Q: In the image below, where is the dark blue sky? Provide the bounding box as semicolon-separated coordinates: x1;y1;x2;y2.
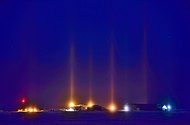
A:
0;0;190;110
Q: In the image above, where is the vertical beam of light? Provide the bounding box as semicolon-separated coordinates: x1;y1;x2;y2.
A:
142;5;149;103
142;25;148;103
68;43;75;107
87;47;94;107
108;42;117;112
110;42;115;104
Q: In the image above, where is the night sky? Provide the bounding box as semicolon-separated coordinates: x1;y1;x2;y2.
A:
0;0;190;110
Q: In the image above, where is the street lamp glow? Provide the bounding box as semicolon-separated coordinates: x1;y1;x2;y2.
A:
162;104;172;112
124;104;130;112
108;103;117;112
167;104;172;111
87;101;94;108
162;105;167;111
68;101;75;108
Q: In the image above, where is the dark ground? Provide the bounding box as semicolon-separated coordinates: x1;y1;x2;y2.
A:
0;111;190;125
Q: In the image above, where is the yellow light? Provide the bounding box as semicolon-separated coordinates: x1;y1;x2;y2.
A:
68;101;75;108
87;101;94;108
28;107;34;112
33;108;37;112
17;109;23;112
17;106;42;113
108;103;117;112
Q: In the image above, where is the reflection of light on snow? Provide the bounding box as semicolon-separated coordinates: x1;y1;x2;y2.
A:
124;104;130;112
66;108;75;112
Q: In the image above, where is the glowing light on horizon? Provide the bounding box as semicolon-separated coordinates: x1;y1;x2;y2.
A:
17;106;42;113
162;105;167;111
66;108;75;112
124;104;130;112
162;104;172;112
68;101;75;108
87;100;94;108
108;103;117;112
167;105;172;111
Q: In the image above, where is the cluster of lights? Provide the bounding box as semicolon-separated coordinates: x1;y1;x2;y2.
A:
17;106;42;113
16;97;174;113
68;101;94;108
162;104;172;112
66;101;118;112
66;101;94;112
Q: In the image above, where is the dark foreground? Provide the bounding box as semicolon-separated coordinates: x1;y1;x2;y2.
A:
0;111;190;125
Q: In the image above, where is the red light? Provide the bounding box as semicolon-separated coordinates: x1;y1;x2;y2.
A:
21;98;26;104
